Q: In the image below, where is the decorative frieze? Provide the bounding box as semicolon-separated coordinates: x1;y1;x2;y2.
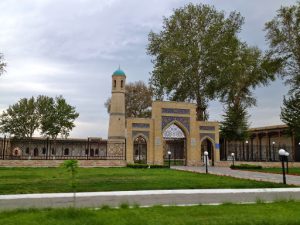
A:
162;108;190;115
132;123;150;129
199;126;215;131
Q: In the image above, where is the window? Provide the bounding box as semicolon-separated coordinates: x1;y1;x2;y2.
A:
95;149;99;155
121;80;123;88
51;148;55;155
114;80;116;88
90;149;94;156
34;148;38;156
42;147;46;155
64;148;69;156
85;149;89;155
25;147;30;154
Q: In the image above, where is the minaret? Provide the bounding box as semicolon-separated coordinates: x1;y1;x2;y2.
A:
107;67;126;158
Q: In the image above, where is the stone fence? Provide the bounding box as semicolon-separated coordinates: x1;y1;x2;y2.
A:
215;160;300;168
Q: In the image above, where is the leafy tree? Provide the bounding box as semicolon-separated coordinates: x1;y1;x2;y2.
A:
281;92;300;139
265;3;300;94
0;53;6;77
61;160;79;206
38;96;79;139
105;81;152;118
0;97;39;138
147;3;244;120
219;42;281;109
0;96;79;140
219;42;281;141
221;105;249;141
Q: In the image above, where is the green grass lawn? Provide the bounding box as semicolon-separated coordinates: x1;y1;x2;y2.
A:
238;167;300;176
0;167;288;194
0;201;299;225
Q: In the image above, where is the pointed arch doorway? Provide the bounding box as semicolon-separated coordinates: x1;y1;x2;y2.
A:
133;136;147;164
163;123;187;166
201;138;215;166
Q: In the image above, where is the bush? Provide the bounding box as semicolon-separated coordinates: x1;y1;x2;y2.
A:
127;164;169;169
230;164;263;170
149;164;169;169
127;164;148;169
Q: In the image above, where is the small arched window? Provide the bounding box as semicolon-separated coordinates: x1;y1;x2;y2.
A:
121;80;123;88
64;148;69;156
114;80;116;88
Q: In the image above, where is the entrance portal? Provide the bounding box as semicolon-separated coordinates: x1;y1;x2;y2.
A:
163;124;186;165
133;136;147;164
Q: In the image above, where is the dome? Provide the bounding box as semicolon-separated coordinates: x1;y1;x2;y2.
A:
112;68;126;76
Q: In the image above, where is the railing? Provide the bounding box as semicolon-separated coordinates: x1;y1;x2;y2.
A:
221;143;294;162
0;137;126;160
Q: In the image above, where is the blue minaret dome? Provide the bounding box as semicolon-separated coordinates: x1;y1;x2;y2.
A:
112;66;126;76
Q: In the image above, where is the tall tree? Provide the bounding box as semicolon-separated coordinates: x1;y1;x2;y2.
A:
105;81;153;118
0;96;79;140
38;96;79;139
281;92;300;138
0;97;39;138
265;3;300;94
219;42;281;141
221;105;249;141
147;3;244;120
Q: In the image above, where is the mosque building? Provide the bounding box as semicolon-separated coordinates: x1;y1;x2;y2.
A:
0;68;299;166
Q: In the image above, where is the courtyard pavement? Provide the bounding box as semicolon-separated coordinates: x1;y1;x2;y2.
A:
173;166;300;186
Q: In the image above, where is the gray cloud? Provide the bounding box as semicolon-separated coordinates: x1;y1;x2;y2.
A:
0;0;297;138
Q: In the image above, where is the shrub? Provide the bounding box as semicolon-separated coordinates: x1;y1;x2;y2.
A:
149;164;169;169
230;164;262;170
127;163;148;169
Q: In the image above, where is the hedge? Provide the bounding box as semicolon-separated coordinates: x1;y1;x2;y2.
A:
230;164;263;170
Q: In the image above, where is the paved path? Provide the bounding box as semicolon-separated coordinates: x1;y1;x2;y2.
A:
173;166;300;186
1;188;300;210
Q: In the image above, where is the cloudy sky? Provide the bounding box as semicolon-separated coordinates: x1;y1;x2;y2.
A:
0;0;297;138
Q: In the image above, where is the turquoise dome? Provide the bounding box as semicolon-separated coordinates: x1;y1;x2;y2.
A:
112;68;126;76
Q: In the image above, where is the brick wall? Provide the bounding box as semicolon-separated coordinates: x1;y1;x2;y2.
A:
0;160;127;167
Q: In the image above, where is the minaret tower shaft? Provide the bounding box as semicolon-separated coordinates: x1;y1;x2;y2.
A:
107;68;126;157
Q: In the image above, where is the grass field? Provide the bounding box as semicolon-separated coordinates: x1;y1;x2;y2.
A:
0;201;299;225
0;167;287;194
243;167;300;176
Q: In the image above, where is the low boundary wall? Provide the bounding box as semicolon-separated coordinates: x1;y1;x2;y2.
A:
216;161;300;168
0;160;127;167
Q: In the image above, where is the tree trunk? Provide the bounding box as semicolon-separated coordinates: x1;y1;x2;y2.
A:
196;102;207;121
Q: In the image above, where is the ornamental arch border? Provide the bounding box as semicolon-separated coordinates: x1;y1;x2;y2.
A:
162;120;189;139
199;136;216;166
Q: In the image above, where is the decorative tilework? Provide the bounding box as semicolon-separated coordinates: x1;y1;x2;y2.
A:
200;133;215;142
132;123;150;129
162;108;190;115
199;126;215;131
162;116;190;133
132;131;149;139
